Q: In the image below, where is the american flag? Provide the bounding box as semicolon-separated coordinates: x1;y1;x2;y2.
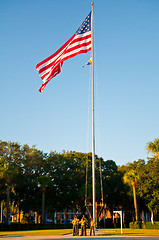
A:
36;12;92;92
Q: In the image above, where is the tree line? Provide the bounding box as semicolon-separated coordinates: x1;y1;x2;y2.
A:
0;139;159;224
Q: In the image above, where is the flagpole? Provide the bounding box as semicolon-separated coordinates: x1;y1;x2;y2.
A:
91;2;96;225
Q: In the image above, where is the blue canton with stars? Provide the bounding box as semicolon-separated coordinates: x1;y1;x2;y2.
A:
76;11;91;35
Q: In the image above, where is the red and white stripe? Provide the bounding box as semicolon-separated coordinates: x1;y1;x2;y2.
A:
36;31;91;92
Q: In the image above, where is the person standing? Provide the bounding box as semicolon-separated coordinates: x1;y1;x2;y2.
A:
80;217;86;236
72;216;77;236
90;218;95;236
83;215;87;236
76;216;79;236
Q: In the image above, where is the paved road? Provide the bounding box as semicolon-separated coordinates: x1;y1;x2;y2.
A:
0;234;159;240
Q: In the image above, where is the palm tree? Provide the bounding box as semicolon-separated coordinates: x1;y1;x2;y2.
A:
123;169;139;221
38;176;51;223
147;138;159;159
0;141;21;224
0;161;18;224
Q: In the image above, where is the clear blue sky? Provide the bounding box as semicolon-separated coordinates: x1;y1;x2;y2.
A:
1;0;159;166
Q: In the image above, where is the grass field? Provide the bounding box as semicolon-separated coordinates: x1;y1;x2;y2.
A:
100;228;159;236
0;228;159;237
0;229;72;236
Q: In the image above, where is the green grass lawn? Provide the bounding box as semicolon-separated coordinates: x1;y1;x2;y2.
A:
99;228;159;236
0;229;72;236
0;228;159;237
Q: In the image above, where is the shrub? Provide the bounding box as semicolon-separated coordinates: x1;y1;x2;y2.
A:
135;221;142;229
154;221;159;229
144;222;154;229
129;221;159;229
129;222;135;229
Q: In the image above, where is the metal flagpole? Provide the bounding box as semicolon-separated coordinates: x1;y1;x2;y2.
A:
91;2;96;225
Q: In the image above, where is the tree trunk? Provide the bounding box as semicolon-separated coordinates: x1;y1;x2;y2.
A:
99;158;104;204
41;186;46;223
132;181;138;221
151;211;154;224
6;184;10;224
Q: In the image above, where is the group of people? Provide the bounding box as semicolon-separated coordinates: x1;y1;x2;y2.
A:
72;215;95;236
